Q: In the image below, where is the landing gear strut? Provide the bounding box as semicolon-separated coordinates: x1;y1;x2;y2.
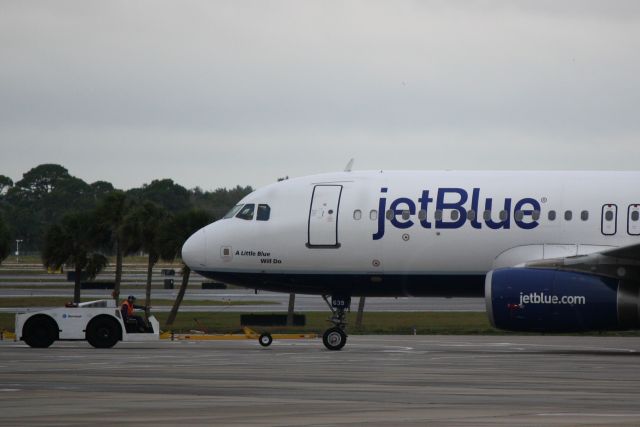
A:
322;295;351;351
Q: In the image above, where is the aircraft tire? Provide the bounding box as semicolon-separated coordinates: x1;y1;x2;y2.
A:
23;315;58;348
322;327;347;351
258;332;273;347
86;316;121;349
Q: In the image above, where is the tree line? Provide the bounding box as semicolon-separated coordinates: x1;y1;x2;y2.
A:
0;164;253;325
0;164;252;253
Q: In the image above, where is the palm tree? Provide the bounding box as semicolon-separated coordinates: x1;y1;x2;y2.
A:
122;201;167;319
42;211;108;303
158;209;211;327
95;191;134;303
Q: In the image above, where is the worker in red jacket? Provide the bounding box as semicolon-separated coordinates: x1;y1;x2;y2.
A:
121;295;147;332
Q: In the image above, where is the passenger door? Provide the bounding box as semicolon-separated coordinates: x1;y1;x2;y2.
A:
307;185;342;248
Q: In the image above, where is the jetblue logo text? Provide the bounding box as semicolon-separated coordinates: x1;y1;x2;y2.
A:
519;292;586;305
373;187;541;240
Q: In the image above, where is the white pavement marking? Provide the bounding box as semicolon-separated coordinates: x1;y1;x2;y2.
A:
537;413;640;417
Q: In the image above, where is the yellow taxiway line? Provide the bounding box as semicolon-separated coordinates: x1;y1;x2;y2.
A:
160;327;317;342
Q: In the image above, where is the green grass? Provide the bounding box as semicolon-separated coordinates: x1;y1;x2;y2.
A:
158;312;640;336
3;310;640;336
1;311;495;334
156;311;499;335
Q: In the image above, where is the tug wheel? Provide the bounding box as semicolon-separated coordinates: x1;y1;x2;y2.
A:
86;316;121;348
23;315;58;348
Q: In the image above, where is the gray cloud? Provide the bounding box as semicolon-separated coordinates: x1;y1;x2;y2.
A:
1;1;639;189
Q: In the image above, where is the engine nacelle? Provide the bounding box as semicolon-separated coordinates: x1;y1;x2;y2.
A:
485;268;640;332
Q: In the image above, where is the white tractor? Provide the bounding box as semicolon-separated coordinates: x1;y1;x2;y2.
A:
15;300;160;348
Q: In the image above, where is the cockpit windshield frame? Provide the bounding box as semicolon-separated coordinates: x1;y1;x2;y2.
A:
223;204;244;219
236;204;255;220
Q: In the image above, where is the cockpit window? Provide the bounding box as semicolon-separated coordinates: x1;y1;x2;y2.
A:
257;204;271;221
236;204;255;220
223;204;243;219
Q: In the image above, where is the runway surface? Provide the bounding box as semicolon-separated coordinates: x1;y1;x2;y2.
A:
0;287;486;313
1;335;640;425
0;267;486;313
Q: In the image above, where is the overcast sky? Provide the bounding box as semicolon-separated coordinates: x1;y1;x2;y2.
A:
1;1;639;191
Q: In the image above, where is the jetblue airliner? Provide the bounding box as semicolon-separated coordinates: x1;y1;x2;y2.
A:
182;170;640;350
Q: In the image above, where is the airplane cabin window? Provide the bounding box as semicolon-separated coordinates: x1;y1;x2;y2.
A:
370;210;378;221
236;204;255;220
224;204;243;219
605;210;614;221
564;210;572;221
532;210;541;221
632;211;640;222
257;204;271;221
581;210;589;221
401;210;410;220
499;210;508;221
548;210;556;221
354;209;362;220
418;209;427;221
467;210;476;221
450;210;459;221
514;210;524;221
386;210;393;220
483;210;491;221
434;210;443;221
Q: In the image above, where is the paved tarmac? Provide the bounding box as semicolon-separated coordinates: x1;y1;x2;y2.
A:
0;267;486;313
0;267;487;313
0;288;486;313
1;335;640;426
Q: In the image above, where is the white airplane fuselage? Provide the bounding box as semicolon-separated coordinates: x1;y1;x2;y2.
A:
182;170;640;298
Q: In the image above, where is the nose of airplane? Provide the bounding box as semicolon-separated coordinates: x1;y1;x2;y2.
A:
182;228;207;268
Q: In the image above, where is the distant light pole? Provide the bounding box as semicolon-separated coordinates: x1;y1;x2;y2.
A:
15;239;23;263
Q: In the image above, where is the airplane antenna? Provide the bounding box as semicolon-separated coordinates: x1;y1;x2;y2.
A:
344;158;355;172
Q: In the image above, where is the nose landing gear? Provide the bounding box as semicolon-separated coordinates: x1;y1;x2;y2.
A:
322;295;351;351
